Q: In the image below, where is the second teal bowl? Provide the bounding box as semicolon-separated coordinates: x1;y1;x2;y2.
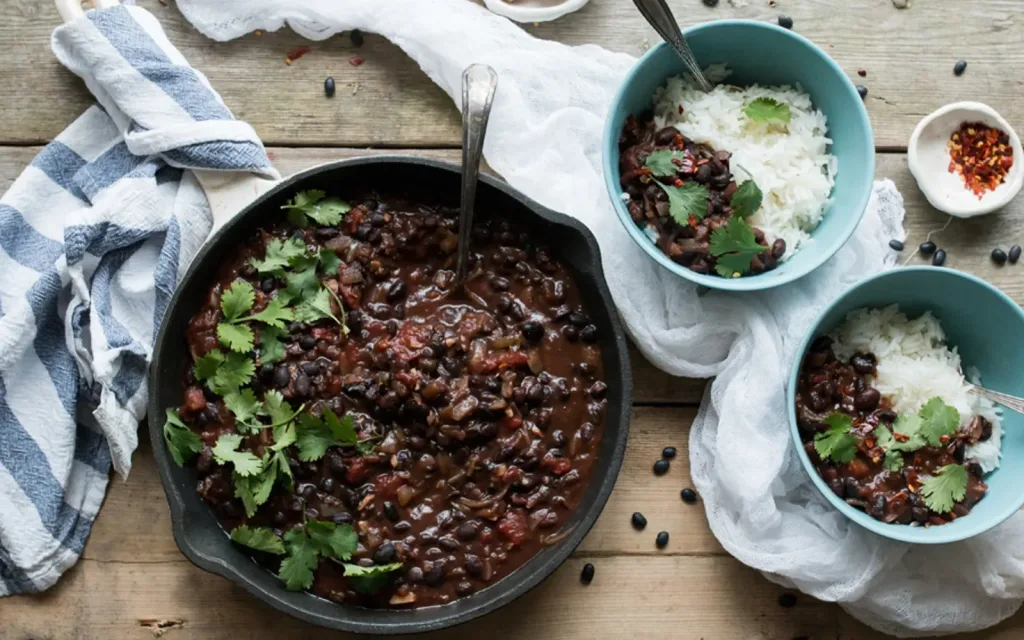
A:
602;20;875;291
788;267;1024;544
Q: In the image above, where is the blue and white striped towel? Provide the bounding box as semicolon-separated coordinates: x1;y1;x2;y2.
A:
0;5;275;595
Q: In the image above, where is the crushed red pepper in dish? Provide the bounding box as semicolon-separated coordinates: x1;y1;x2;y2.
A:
947;121;1014;199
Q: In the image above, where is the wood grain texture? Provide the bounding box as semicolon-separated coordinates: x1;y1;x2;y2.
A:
4;0;1023;147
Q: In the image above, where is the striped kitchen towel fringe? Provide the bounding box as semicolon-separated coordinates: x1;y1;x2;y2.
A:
0;4;275;595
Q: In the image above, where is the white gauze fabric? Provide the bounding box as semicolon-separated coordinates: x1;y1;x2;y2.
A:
175;0;1024;635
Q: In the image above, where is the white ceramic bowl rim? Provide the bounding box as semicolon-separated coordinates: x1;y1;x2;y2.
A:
907;101;1024;218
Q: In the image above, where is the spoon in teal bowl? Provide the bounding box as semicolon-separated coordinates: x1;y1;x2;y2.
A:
632;0;714;92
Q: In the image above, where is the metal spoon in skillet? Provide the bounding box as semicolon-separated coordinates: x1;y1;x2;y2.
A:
455;64;499;288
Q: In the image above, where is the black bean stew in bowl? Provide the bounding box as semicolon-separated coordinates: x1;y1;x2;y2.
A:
148;157;631;634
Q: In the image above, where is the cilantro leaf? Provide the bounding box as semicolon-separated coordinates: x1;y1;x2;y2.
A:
217;322;255;353
655;180;709;225
271;449;294;490
281;190;351;228
193;349;224;382
212;433;265;477
318;248;342;276
295;409;359;461
162;408;203;467
920;464;969;513
883;449;904;472
813;413;858;464
230;525;285;555
324;406;358;444
208;352;255;396
644;149;687;177
249;237;308;274
220;280;255;322
294;288;341;325
241;298;294;329
918;397;960;447
744;97;792;124
709;217;766;278
223;388;265;433
356;438;379;456
264;390;296;427
258;325;288;365
279;528;319;591
234;467;275;518
341;562;404;594
278;257;320;306
307;521;358;561
730;180;762;218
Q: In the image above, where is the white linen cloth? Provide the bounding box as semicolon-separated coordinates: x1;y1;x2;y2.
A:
0;5;273;595
174;0;1024;635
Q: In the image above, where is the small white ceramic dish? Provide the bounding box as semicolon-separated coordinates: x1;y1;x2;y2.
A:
908;101;1023;218
482;0;590;23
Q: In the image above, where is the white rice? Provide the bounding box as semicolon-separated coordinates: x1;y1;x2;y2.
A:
652;65;837;258
828;305;1003;472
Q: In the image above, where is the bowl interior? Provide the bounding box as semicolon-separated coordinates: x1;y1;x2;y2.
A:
788;267;1024;544
149;157;631;633
603;20;875;291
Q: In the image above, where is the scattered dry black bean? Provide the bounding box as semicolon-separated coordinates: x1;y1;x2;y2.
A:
702;0;719;6
932;248;947;266
349;29;364;47
888;239;904;251
919;241;937;255
1010;244;1022;264
680;488;698;504
954;60;968;76
779;593;798;608
662;446;677;459
655;531;669;548
856;85;868;99
992;248;1008;265
631;512;648;530
580;562;595;584
324;76;335;98
653;459;670;476
778;15;793;29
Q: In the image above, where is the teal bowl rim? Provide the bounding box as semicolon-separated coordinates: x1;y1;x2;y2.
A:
601;19;875;292
786;267;1024;544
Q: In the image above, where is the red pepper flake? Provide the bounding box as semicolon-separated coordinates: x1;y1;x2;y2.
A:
939;434;950;444
671;157;684;167
677;104;684;115
687;214;698;228
893;432;910;443
349;55;366;67
948;121;1014;198
857;69;867;77
673;178;684;187
285;46;311;65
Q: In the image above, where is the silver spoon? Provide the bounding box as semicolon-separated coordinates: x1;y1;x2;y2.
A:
455;64;499;288
966;383;1024;415
632;0;714;93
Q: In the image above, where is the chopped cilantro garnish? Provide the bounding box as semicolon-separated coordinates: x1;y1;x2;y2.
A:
242;298;294;330
193;349;224;382
249;237;307;274
744;97;791;124
162;408;203;467
211;433;265;477
294;287;342;326
813;413;858;464
341;562;404;594
318;248;342;276
217;280;256;352
709;217;766;277
644;149;687;177
307;520;358;560
296;407;360;461
230;525;286;555
920;464;968;513
279;528;320;591
882;448;904;472
729;179;763;218
278;256;320;306
918;397;960;446
281;190;351;228
655;180;709;225
258;325;288;365
223;388;266;433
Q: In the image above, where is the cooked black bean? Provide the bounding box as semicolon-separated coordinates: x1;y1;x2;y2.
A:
521;321;543;342
273;365;290;388
992;248;1008;265
655;531;669;548
294;374;312;398
300;334;317;350
850;353;876;374
580;324;598;343
261;277;276;292
580;562;595;584
888;239;904;251
680;488;697;504
387;279;407;301
653;459;670;476
932;249;947;266
854;388;881;411
954;59;967;76
631;512;648;530
919;241;937;255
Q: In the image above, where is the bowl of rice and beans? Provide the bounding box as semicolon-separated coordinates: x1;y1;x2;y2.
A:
789;268;1024;544
603;20;874;291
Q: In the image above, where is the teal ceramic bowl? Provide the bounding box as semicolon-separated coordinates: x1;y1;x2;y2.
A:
602;20;874;291
788;267;1024;544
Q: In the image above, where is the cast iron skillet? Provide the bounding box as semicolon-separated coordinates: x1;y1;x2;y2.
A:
147;156;632;634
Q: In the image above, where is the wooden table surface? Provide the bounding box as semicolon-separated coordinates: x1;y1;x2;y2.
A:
4;1;1024;638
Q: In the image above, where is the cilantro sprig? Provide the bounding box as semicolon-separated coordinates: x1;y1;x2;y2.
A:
644;149;688;177
709;217;766;278
193;349;255;396
212;433;265;477
744;97;791;124
813;413;859;464
729;180;763;219
249;237;308;274
871;397;962;473
920;464;968;514
282;190;351;228
655;181;709;225
230;525;286;555
296;406;361;461
217;280;295;353
162;408;203;467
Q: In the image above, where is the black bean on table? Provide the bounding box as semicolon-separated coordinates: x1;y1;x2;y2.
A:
662;446;677;459
932;248;947;266
919;241;937;255
580;562;596;584
680;488;698;504
954;59;968;76
1010;244;1022;264
177;196;608;609
631;512;648;530
888;239;904;251
778;15;794;29
653;459;670;476
856;85;868;99
324;76;336;98
655;531;669;548
778;593;798;608
992;248;1008;265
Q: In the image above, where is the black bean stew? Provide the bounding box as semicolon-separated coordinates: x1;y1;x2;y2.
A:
618;114;784;276
171;193;607;608
796;337;989;526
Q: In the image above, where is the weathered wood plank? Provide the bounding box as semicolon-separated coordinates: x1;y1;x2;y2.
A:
4;0;1023;148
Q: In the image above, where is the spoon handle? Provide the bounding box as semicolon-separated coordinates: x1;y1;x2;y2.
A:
967;383;1024;416
456;64;499;286
632;0;713;93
